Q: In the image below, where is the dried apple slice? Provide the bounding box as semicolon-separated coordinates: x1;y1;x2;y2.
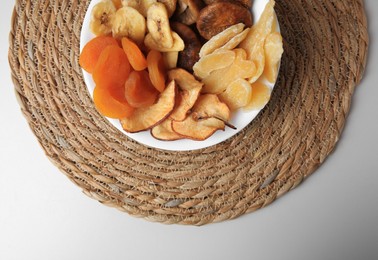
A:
120;80;176;132
151;118;183;140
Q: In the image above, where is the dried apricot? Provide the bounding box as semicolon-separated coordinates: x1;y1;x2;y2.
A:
124;70;159;108
93;84;134;119
121;37;148;71
79;36;119;73
147;50;166;92
93;45;131;88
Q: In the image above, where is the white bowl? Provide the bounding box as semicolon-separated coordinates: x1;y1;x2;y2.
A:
80;0;280;151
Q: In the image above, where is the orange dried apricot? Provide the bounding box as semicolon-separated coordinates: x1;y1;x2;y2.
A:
147;50;166;92
125;70;159;108
93;45;131;88
121;37;148;71
93;84;134;119
79;36;119;73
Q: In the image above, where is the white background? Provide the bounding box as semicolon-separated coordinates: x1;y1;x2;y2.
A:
1;1;377;260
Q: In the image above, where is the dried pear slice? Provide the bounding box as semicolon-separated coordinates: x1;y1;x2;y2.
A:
151;118;183;140
172;116;225;141
120;80;176;133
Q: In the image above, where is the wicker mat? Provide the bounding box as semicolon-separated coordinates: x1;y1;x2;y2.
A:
9;0;368;225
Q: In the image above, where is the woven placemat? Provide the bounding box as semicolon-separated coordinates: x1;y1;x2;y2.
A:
9;0;368;225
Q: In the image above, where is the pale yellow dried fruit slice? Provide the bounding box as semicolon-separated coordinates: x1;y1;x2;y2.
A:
144;32;185;52
202;48;256;94
199;23;245;58
112;6;146;44
120;80;176;133
151;118;183;140
219;78;252;111
214;28;250;53
244;81;271;111
90;0;117;36
122;0;157;17
240;0;275;83
147;2;174;48
162;51;179;69
193;50;235;79
263;32;283;83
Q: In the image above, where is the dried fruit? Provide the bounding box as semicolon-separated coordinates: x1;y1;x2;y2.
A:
202;48;256;94
79;36;119;73
147;49;166;92
120;80;176;132
214;28;250;53
151;118;183;140
162;51;179;69
240;0;275;83
93;84;134;119
199;23;245;58
90;0;117;36
121;37;148;71
196;2;252;40
170;22;201;72
144;32;185;52
191;94;230;122
121;0;157;17
219;78;252;110
112;6;146;44
147;2;174;48
173;0;204;25
124;70;159;108
92;45;131;88
263;32;283;83
244;81;271;110
193;50;235;79
203;0;252;9
172;116;224;140
158;0;178;17
112;0;123;9
171;94;230;140
168;68;202;121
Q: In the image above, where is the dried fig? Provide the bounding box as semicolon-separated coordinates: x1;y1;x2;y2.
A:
197;2;253;40
203;0;253;9
173;0;204;25
171;22;202;72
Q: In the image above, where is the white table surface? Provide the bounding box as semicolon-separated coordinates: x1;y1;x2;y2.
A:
1;1;377;260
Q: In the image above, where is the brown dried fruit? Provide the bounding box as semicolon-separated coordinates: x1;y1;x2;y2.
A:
196;2;253;40
170;22;202;72
173;0;204;25
203;0;253;9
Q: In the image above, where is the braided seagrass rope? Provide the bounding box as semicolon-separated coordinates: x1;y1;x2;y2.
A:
9;0;368;225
